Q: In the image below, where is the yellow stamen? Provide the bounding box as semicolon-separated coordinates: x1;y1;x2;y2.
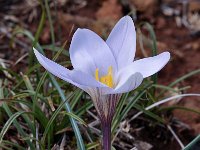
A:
95;66;114;88
95;68;99;81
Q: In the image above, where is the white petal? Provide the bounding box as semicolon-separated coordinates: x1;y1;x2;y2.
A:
103;73;143;94
106;16;136;69
69;29;117;76
33;48;106;88
120;52;170;78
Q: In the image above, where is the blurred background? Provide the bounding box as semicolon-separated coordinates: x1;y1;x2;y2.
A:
0;0;200;149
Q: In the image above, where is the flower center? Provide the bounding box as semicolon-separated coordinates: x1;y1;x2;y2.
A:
95;66;114;88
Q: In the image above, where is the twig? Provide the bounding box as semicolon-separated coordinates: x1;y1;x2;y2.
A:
60;134;66;150
14;53;28;66
167;125;184;149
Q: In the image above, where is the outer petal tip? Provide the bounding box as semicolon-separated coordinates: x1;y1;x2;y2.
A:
162;51;170;56
164;51;171;60
33;48;42;61
33;47;43;60
106;15;136;69
160;51;171;64
121;15;133;22
33;47;38;54
76;28;83;32
135;51;171;78
75;28;90;34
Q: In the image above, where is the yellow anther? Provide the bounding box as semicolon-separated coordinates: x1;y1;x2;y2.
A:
95;68;99;81
95;66;114;88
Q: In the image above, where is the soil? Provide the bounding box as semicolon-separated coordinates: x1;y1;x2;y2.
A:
0;0;200;149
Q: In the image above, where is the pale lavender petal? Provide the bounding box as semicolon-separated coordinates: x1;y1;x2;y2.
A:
33;48;107;88
106;16;136;70
102;73;143;95
107;52;170;94
119;52;170;79
69;29;117;77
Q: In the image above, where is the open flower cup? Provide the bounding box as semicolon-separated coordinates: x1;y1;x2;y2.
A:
34;16;170;150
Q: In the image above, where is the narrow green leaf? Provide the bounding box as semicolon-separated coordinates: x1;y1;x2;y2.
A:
0;140;26;150
50;75;86;149
12;29;85;149
44;0;55;46
0;111;25;143
160;106;200;115
85;142;99;150
112;83;152;133
184;135;200;150
61;112;87;126
133;103;164;123
158;69;200;97
0;80;35;149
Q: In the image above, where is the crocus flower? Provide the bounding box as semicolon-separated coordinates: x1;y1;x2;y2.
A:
34;16;170;150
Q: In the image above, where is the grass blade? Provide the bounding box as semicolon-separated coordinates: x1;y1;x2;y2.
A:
49;75;86;149
0;111;25;143
12;29;85;149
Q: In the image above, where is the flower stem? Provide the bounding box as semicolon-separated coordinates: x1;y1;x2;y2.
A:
102;122;111;150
